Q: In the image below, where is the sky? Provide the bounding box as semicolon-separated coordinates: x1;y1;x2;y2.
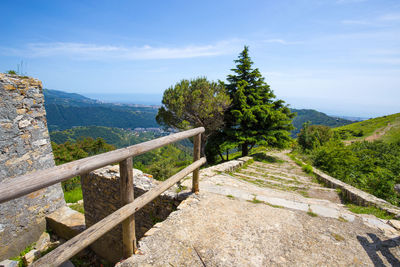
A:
1;0;399;117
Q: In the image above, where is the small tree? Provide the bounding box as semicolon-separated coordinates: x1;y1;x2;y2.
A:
224;46;295;156
156;77;231;156
298;122;333;151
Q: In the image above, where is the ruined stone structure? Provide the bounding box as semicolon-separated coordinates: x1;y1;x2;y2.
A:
0;74;65;260
81;165;184;263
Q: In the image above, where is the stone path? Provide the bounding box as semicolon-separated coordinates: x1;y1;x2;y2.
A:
118;151;400;267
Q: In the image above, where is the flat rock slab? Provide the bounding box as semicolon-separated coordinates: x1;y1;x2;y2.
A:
46;206;85;240
118;193;400;267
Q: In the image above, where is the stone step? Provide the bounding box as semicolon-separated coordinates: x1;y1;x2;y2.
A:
239;169;313;186
200;182;355;221
238;170;307;186
233;172;333;193
248;164;311;182
232;172;311;191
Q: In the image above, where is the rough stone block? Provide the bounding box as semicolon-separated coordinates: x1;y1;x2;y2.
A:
22;249;40;266
34;232;51;252
46;206;85;240
0;73;65;259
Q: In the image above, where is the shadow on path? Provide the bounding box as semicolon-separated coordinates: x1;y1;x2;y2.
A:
357;233;400;266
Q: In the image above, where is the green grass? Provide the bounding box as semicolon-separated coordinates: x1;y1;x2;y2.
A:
175;185;187;193
226;194;235;199
265;202;284;209
64;187;83;203
251;153;285;164
70;203;85;213
307;208;318;217
289;154;305;167
345;204;394;220
298;190;310;198
10;242;36;267
302;164;313;174
335;112;400;143
247;195;264;204
338;216;348;222
331;233;345;241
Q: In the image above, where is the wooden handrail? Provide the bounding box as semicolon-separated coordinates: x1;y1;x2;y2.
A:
32;157;206;267
0;127;205;203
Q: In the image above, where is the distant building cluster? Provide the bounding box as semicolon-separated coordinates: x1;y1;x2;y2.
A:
132;127;177;134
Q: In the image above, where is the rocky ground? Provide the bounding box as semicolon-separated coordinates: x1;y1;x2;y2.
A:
117;151;400;267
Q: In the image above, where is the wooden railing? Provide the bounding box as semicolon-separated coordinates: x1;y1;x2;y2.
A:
0;127;206;267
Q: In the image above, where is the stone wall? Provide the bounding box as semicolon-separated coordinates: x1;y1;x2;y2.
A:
313;168;400;218
81;165;184;263
0;73;65;260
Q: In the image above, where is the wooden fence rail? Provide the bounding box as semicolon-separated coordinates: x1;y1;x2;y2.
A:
0;127;206;267
0;127;204;204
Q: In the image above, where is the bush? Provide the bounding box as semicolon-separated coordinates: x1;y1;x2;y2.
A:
310;140;400;205
6;70;17;75
302;164;313;174
298;122;333;151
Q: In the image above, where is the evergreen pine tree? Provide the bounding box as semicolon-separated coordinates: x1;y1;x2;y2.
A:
225;46;295;156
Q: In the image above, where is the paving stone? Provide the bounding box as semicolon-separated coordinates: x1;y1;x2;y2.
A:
0;260;18;267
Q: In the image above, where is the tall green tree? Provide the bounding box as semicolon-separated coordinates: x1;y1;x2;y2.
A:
156;77;231;156
225;46;295;156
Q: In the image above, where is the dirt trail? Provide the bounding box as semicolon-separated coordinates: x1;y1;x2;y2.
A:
344;123;394;145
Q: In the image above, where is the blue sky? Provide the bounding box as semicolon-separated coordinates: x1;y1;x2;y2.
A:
1;0;399;117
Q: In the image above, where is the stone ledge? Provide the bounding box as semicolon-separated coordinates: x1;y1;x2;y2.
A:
312;168;400;218
182;156;253;186
46;206;86;240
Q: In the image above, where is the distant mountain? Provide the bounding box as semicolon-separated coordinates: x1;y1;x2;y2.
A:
44;89;100;106
290;109;353;137
329;115;367;122
43;89;159;131
43;89;354;138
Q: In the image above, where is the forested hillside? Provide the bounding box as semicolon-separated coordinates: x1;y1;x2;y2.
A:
44;89;352;137
50;126;158;147
291;108;352;137
44;89;159;131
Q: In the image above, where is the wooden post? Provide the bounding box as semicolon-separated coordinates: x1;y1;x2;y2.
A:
31;158;206;267
192;134;201;193
119;157;137;257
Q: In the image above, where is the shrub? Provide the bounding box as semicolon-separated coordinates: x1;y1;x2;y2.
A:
298;122;333;151
302;164;313;174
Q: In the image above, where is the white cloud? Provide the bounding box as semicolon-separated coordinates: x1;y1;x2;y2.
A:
340;19;371;25
1;40;242;60
262;39;303;45
378;13;400;21
336;0;367;4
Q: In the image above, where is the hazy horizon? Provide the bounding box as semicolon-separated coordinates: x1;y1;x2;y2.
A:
81;91;371;119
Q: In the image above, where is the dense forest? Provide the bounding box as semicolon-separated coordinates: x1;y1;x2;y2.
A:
44;89;158;131
290;108;352;137
50;126;159;147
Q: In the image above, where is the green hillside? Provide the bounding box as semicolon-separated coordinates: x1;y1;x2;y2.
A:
335;113;400;143
50;126;158;148
291;108;352;137
44;89;159;131
44;89;354;138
